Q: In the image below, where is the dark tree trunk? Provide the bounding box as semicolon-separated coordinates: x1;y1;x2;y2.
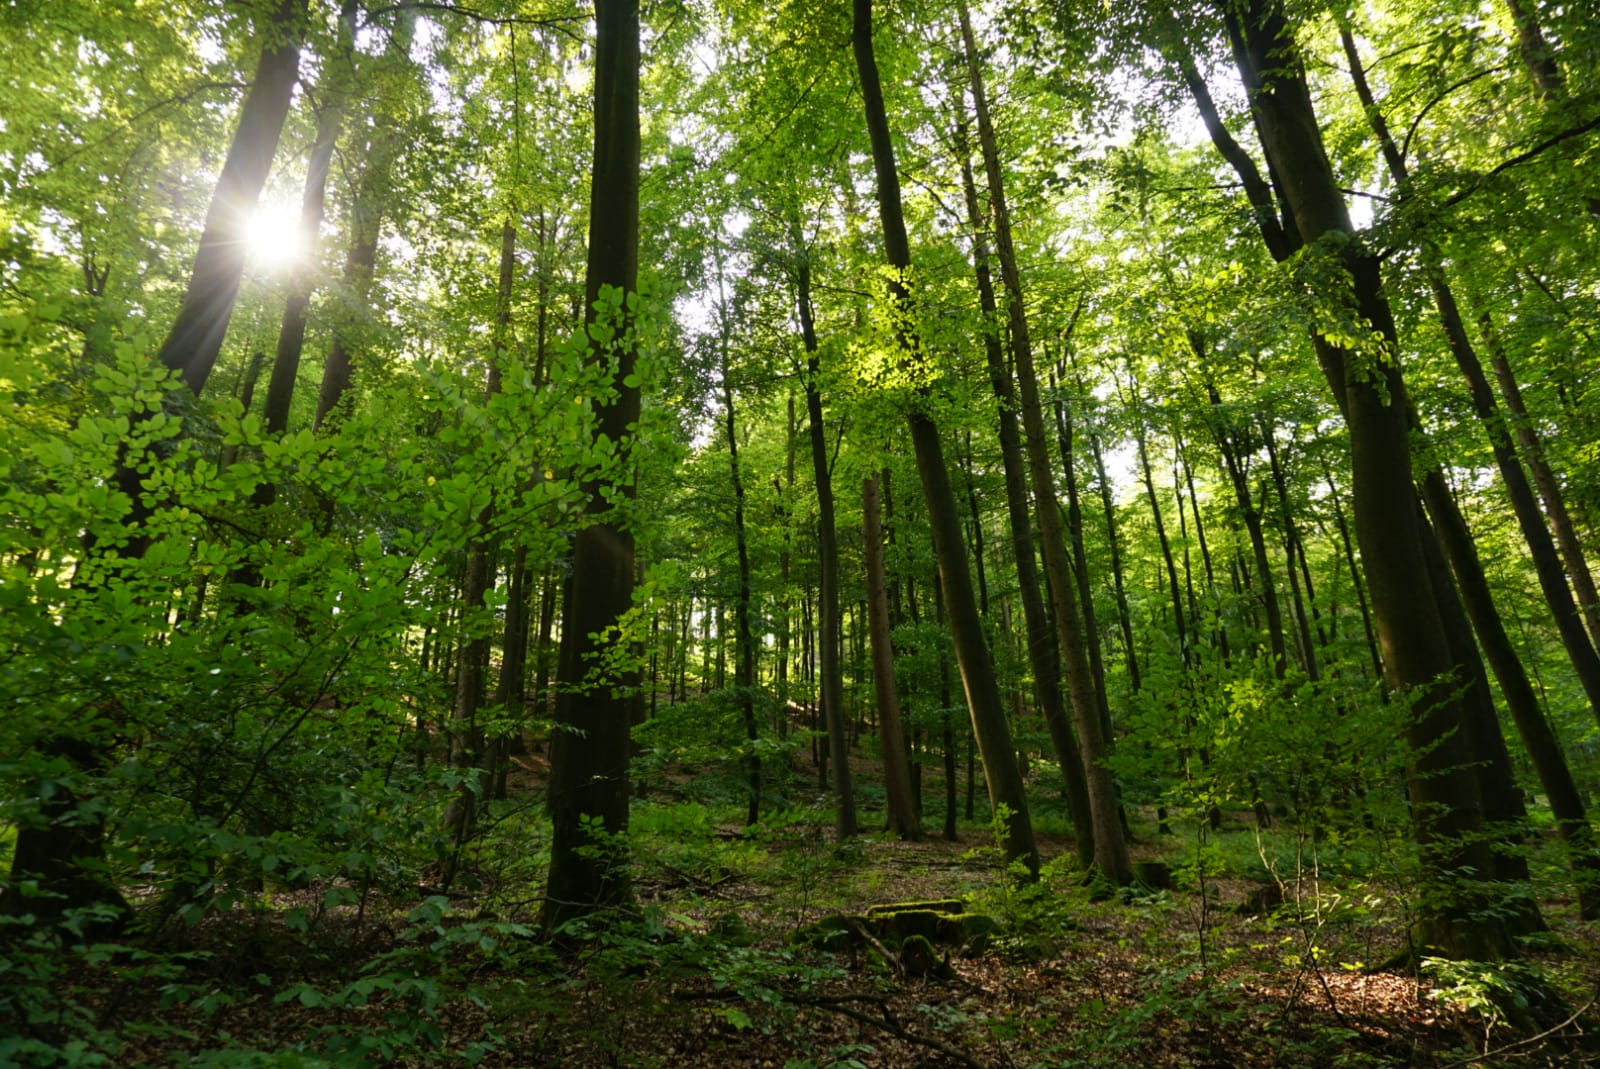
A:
543;0;641;932
794;222;858;839
717;297;761;827
1218;0;1522;958
864;474;922;840
260;0;355;452
1088;418;1141;695
1200;365;1293;677
1052;366;1125;851
158;0;306;395
958;1;1121;881
9;0;308;931
1338;23;1600;726
312;18;414;434
491;547;532;800
953;117;1093;860
1482;323;1600;653
1501;0;1566;99
443;219;515;846
855;0;1036;873
1261;424;1319;679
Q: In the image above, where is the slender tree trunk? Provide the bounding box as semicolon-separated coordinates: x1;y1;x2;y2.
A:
491;547;532;800
1129;382;1189;669
1088;419;1141;695
855;0;1036;873
1261;424;1319;680
794;223;858;839
8;0;308;930
1052;366;1125;847
717;298;761;826
1203;374;1292;675
864;474;922;839
311;17;415;434
443;219;515;846
543;0;641;931
1481;320;1600;653
158;0;307;395
953;118;1093;859
957;1;1120;881
260;0;355;452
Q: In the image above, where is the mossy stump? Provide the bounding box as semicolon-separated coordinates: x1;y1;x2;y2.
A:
795;898;997;959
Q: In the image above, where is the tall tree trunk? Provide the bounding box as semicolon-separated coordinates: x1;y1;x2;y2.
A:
1217;0;1524;958
1128;380;1190;669
158;0;307;395
958;1;1122;881
854;0;1036;873
953;117;1093;860
260;0;355;452
864;474;922;840
1087;416;1141;695
491;547;532;800
716;287;761;827
1261;424;1319;679
1501;0;1565;100
1201;369;1291;676
1339;22;1600;726
1052;366;1125;844
311;17;415;434
794;221;858;839
543;0;641;932
1481;320;1600;653
7;0;308;931
443;219;515;847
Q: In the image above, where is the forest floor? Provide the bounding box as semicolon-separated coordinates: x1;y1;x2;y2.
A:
14;749;1600;1068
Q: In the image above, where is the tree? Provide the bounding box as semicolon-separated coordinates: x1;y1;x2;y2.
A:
542;0;642;931
852;0;1036;875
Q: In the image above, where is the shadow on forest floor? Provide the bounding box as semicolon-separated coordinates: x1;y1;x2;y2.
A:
8;793;1600;1069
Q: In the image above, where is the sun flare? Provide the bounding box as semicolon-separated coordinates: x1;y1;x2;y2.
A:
243;201;307;271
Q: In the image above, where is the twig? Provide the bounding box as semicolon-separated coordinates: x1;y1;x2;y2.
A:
790;993;992;1069
1430;992;1598;1069
844;916;904;977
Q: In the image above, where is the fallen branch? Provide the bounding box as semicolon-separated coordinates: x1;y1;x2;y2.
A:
844;916;904;977
789;992;992;1069
1432;991;1598;1069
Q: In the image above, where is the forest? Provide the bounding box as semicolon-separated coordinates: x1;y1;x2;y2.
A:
2;0;1599;1064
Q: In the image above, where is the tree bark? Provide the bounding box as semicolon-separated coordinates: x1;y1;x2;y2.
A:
1482;324;1600;653
543;0;641;932
1218;0;1521;958
7;0;308;931
854;0;1036;874
716;280;761;826
260;0;355;449
864;473;922;840
958;1;1123;881
794;222;858;839
158;0;307;394
953;116;1093;860
1339;21;1600;726
442;218;516;846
